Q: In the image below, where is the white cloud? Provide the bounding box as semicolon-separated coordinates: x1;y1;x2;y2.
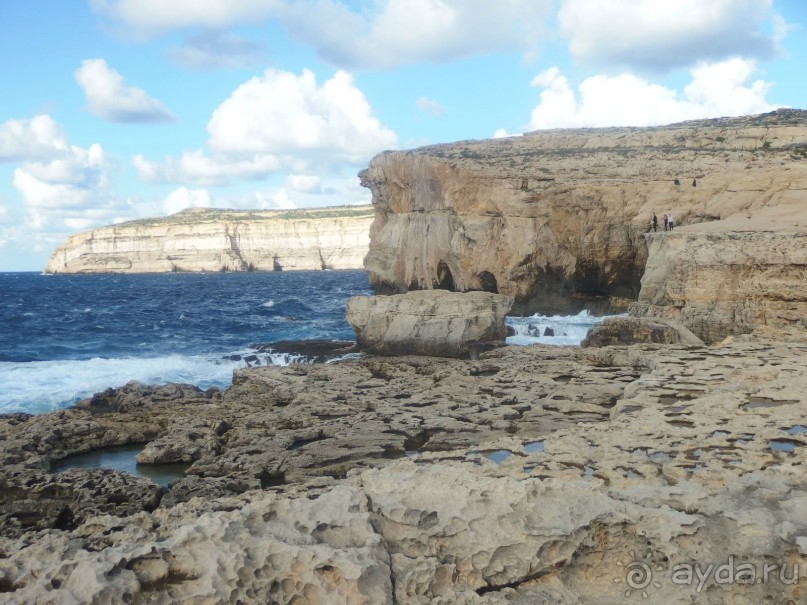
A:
558;0;780;71
280;0;553;69
135;68;396;186
93;0;552;69
527;58;778;130
74;58;174;123
285;174;325;194
133;151;282;186
259;188;297;210
416;97;446;117
162;187;213;214
493;128;522;138
0;115;68;162
168;31;268;69
12;143;124;230
208;69;397;159
91;0;282;36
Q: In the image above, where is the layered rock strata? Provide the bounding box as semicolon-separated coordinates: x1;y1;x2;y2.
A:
631;231;807;342
45;206;373;273
3;340;807;602
346;290;513;357
360;109;807;316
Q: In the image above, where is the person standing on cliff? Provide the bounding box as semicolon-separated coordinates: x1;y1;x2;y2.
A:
668;213;674;230
652;213;658;232
663;213;669;231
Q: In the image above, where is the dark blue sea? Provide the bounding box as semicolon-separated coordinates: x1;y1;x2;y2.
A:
0;271;372;413
0;271;610;414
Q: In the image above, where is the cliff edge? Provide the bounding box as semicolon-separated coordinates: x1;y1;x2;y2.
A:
360;109;807;322
45;206;374;274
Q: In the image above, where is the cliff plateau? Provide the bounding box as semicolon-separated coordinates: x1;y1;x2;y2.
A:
360;109;807;320
45;206;374;274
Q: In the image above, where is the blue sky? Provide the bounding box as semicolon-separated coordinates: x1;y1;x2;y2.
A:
0;0;804;271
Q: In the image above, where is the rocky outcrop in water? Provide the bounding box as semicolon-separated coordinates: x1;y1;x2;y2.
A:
360;110;807;321
45;206;373;274
346;291;513;357
2;340;807;602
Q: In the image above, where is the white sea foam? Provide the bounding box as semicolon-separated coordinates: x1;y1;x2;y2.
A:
262;300;275;308
0;350;306;415
506;311;620;346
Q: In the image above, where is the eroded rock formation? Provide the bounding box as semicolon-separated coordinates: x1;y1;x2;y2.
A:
45;206;373;274
360;109;807;317
3;340;807;603
346;290;513;357
631;231;807;342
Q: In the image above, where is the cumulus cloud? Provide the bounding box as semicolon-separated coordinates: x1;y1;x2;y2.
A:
527;58;778;130
558;0;781;71
135;68;396;186
168;31;268;69
416;97;446;117
74;58;174;123
0;115;68;162
162;187;213;214
208;69;397;158
93;0;552;69
12;143;120;228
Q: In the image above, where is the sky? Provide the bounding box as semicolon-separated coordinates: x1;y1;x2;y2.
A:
0;0;805;271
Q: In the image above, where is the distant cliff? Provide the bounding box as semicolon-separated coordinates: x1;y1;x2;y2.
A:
360;109;807;325
45;206;373;274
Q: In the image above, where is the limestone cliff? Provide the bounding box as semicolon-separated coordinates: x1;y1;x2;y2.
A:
360;109;807;315
631;231;807;342
45;206;373;274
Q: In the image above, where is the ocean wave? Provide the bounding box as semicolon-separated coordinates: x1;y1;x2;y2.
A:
505;310;621;346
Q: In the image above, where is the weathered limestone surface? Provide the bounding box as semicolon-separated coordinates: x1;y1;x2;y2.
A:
3;341;807;603
631;231;807;342
581;316;704;347
45;206;373;274
360;109;807;316
346;291;513;357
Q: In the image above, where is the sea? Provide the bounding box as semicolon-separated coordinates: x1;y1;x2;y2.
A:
0;271;611;414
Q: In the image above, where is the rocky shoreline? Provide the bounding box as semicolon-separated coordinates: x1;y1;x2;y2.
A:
7;110;807;602
3;334;807;603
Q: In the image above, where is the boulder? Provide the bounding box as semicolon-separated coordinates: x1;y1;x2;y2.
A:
346;291;513;357
581;316;704;347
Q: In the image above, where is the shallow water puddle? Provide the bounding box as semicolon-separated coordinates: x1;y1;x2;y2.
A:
50;444;188;487
769;439;805;454
744;397;799;410
482;450;514;464
523;440;545;453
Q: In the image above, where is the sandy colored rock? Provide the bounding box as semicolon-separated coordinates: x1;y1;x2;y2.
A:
346;290;514;357
360;110;807;314
3;340;807;603
45;206;373;274
631;230;807;342
581;316;704;347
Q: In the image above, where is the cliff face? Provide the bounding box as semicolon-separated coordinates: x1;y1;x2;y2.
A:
631;231;807;342
360;109;807;315
45;206;373;274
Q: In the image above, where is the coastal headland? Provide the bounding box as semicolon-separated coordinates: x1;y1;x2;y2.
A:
45;205;374;274
4;110;807;603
